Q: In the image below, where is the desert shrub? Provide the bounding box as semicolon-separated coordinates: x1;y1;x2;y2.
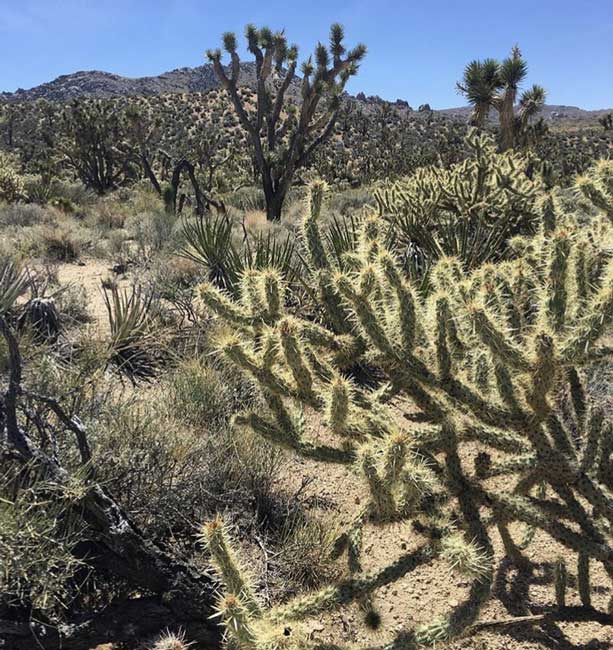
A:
225;186;266;212
0;202;54;227
327;186;375;216
0;470;85;621
91;373;278;538
198;175;613;649
273;513;340;595
35;224;82;261
52;179;96;207
55;283;91;325
129;207;178;256
167;359;235;430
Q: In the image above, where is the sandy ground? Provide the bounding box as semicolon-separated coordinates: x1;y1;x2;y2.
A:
55;258;131;332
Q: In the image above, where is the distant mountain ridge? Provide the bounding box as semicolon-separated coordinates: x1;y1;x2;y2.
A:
1;65;610;123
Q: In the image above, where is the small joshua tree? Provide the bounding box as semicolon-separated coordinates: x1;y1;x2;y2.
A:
198;170;613;647
207;24;366;221
599;112;613;132
457;46;546;150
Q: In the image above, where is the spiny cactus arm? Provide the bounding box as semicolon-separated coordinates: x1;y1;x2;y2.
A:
470;304;533;371
377;251;418;352
461;425;531;455
234;411;354;464
444;377;530;431
212;593;259;649
336;274;396;356
201;517;261;616
546;232;571;332
359;446;397;520
561;268;613;362
278;317;316;399
298;321;364;367
525;333;557;418
303;180;330;271
433;294;453;381
545;413;577;461
576;172;613;222
266;543;434;624
200;283;256;328
219;334;322;408
261;268;282;322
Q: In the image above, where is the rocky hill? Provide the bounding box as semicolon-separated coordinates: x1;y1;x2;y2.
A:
438;104;612;124
1;65;610;126
0;64;286;103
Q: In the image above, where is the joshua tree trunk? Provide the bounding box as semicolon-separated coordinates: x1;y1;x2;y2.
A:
499;93;517;150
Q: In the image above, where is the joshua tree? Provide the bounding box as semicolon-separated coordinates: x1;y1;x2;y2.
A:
59;99;135;194
207;24;366;221
457;46;546;150
124;104;226;215
599;113;613;132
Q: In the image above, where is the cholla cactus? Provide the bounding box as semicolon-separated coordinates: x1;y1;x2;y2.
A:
149;630;193;650
375;130;543;276
0;153;25;203
199;172;613;648
576;159;613;222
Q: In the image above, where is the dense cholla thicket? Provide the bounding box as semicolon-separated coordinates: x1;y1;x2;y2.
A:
375;130;543;275
199;161;613;647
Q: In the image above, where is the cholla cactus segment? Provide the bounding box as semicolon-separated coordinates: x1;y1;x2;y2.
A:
440;533;493;581
201;516;261;616
375;130;542;273
214;593;258;649
576;160;613;221
303;181;330;271
149;629;193;650
197;167;613;648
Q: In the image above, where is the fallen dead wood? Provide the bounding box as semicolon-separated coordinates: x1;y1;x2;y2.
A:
0;315;221;650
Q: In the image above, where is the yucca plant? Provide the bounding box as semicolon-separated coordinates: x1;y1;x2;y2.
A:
103;285;162;380
180;214;243;294
0;262;29;316
180;214;299;297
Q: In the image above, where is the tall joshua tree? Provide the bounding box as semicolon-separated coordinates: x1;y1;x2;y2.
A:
207;24;366;221
457;46;546;150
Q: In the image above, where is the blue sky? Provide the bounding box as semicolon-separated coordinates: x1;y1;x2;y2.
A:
1;0;611;109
